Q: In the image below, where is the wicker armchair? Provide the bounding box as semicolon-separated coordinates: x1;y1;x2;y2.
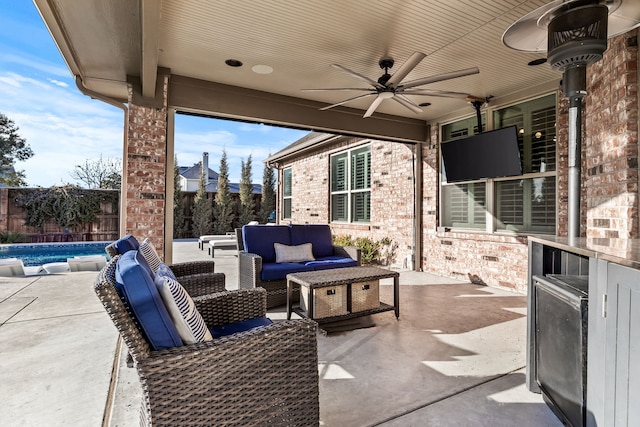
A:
95;256;319;427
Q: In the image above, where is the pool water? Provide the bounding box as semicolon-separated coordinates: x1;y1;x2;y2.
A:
0;242;110;266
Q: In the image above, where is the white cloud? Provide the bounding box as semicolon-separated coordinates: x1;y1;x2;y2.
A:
0;72;49;89
0;51;71;78
1;72;307;186
48;78;68;87
0;71;123;186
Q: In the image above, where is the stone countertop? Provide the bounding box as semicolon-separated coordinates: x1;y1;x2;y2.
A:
528;235;640;270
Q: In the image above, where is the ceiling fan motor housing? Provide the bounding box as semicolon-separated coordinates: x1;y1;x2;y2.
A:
547;3;608;97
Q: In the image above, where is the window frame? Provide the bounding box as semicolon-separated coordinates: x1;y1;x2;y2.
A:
330;143;371;224
282;167;292;220
439;92;558;235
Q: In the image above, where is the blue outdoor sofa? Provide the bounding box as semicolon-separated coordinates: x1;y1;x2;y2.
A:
238;224;361;308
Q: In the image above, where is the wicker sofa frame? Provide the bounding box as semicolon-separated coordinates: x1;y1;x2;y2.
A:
239;245;360;308
95;256;319;426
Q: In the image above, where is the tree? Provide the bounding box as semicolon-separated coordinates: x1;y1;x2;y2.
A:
212;149;234;234
259;161;276;223
0;113;33;187
237;155;255;226
173;155;187;238
191;161;213;237
70;154;122;189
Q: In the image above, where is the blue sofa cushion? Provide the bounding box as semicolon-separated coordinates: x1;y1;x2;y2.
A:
208;317;273;338
115;250;183;350
113;234;140;255
304;256;359;271
243;225;291;263
290;224;334;258
261;261;315;281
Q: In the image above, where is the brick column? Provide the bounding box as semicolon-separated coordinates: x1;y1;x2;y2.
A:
124;75;169;257
585;30;639;240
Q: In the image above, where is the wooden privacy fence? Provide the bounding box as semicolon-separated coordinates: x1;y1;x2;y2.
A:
0;188;265;242
0;187;120;243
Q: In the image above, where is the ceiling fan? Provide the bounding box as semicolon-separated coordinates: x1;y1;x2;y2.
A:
303;51;480;118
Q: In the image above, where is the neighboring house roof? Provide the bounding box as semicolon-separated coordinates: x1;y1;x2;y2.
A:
180;162;220;181
265;132;339;165
178;162;261;194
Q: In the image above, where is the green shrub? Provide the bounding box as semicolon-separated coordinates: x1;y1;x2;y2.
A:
332;234;396;265
0;231;26;244
14;186;118;232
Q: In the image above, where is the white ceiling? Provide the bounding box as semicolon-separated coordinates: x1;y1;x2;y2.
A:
35;0;627;124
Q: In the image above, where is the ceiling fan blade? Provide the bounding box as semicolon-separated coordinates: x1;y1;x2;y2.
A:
319;93;377;111
363;95;386;118
393;95;423;114
386;51;427;88
400;67;480;90
332;64;383;88
401;88;471;98
302;87;375;92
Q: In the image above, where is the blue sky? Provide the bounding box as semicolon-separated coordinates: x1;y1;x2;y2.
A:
0;3;309;187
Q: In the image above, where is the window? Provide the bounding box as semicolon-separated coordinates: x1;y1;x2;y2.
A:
441;182;486;229
440;93;556;233
331;145;371;223
282;167;292;219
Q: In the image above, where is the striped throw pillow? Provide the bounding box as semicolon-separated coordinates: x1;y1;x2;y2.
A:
155;275;213;344
139;238;162;274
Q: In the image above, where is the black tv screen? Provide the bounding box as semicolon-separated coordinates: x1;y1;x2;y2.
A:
441;125;522;182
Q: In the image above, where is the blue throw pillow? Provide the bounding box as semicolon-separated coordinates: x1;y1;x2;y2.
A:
115;250;183;350
113;235;140;255
290;224;334;258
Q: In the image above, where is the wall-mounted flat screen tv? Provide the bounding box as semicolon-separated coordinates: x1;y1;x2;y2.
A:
441;125;522;183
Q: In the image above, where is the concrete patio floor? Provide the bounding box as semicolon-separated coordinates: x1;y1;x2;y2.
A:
0;239;562;426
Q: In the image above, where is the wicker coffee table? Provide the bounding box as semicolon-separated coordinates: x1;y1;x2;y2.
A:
286;266;399;323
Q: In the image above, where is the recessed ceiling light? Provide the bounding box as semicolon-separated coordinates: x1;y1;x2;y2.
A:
225;59;243;67
419;102;431;107
252;64;274;74
528;58;547;66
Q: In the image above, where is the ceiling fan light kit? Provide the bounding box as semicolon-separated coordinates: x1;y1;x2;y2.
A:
303;51;480;118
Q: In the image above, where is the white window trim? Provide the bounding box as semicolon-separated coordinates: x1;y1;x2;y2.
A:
282;167;292;220
330;143;371;224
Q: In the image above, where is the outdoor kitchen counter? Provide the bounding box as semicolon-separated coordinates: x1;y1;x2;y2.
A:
528;235;640;270
527;235;640;427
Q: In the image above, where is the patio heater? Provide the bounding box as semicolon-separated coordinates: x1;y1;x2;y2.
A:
504;0;610;241
502;0;640;241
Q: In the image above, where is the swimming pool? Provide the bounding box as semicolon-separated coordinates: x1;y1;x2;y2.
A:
0;242;110;266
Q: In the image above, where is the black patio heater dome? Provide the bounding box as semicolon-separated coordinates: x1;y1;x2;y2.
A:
502;0;640;241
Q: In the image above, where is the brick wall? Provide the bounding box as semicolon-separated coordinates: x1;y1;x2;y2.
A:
124;76;169;257
585;29;639;240
420;124;530;291
368;140;415;268
282;136;415;268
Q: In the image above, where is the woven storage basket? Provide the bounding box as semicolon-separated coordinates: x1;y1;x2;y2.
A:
351;280;380;312
300;284;348;318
